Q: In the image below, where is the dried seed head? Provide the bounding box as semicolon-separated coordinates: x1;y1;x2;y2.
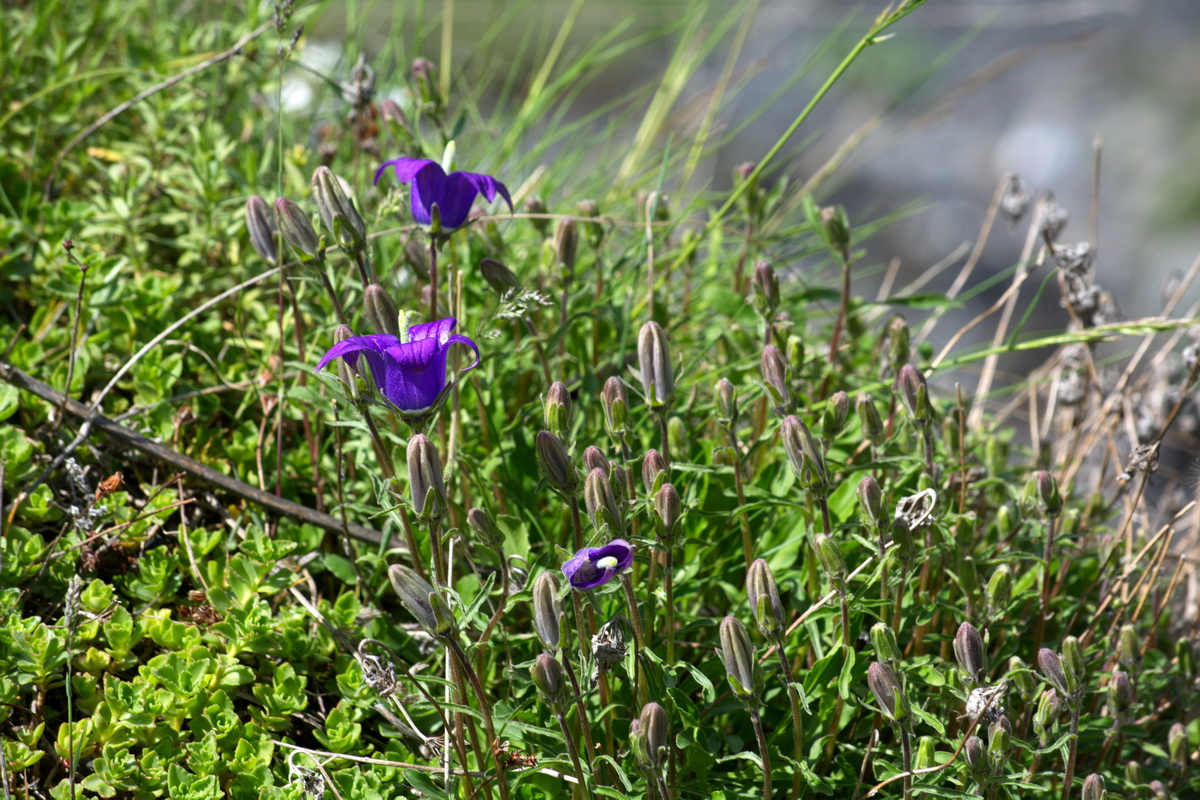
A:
999;175;1030;224
388;564;456;636
407;434;448;522
1081;774;1107;800
714;378;738;427
532;653;566;706
1108;669;1134;715
752;261;780;318
867;661;910;724
964;734;988;778
553;216;578;275
544;381;572;441
870;622;902;664
535;431;578;496
642;449;667;495
813;533;846;588
363;284;401;338
585;468;625;538
274;197;323;261
312;166;365;250
479;257;520;294
653;483;682;542
760;345;792;417
954;622;987;684
746;558;784;638
532;572;562;651
897;363;932;425
780;415;827;490
1039;194;1068;241
857;476;883;528
966;684;1006;723
856;393;884;443
601;376;631;440
638;321;674;408
590;620;627;684
821;391;850;438
245;195;278;264
718;616;761;702
466;507;503;551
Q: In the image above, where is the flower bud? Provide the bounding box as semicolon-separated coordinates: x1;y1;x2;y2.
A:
718;616;761;702
1034;470;1062;517
1038;648;1078;699
914;736;937;771
1108;669;1134;715
1062;635;1086;683
544;381;572;442
870;622;902;664
964;734;988;778
821;391;850;439
582;446;610;476
407;434;448;521
1168;721;1187;767
1124;759;1144;788
532;653;566;706
1007;655;1035;700
746;559;784;638
821;205;850;262
635;702;670;769
760;345;792;416
312;166;365;250
986;565;1012;619
715;378;738;427
813;533;846;589
1118;624;1141;668
1148;780;1167;799
333;325;360;399
857;476;883;528
402;235;430;280
856;394;884;444
886;315;910;371
988;717;1012;762
585;468;625;538
553;216;577;275
602;376;631;439
466;507;504;551
479;257;519;295
752;261;779;318
638;321;674;408
363;284;401;338
781;415;827;490
245;195;278;264
577;199;604;248
274;197;322;261
786;334;805;374
642;449;666;495
667;416;686;460
891;515;917;561
955;622;987;685
1082;773;1106;800
532;572;562;651
1177;637;1195;680
1034;688;1061;745
897;364;932;425
535;431;578;496
388;564;456;636
868;661;910;724
380;98;409;129
653;483;682;542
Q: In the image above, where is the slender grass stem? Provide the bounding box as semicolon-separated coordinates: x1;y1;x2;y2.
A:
561;656;599;784
448;639;510;800
751;709;772;800
556;708;590;800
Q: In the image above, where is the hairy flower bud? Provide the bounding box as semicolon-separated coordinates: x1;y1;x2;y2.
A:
274;197;322;261
821;391;850;439
532;653;566;706
1038;648;1078;699
312;166;365;250
1034;470;1062;517
1007;655;1035;699
401;235;430;280
886;315;910;372
544;381;572;441
760;344;792;417
715;378;738;427
532;572;562;651
536;431;578;496
1118;624;1141;668
821;205;851;262
746;559;784;638
363;284;401;338
407;434;447;521
1063;636;1086;683
632;702;670;770
1168;722;1187;768
752;261;779;318
857;476;883;527
667;416;686;460
1177;637;1195;680
602;376;631;440
988;717;1012;762
585;468;625;538
638;321;674;408
955;622;987;685
1082;774;1107;800
897;364;932;425
642;449;666;495
466;507;503;551
577;199;604;247
653;483;682;542
781;415;827;490
964;734;988;778
245;195;278;264
870;622;902;664
553;216;578;275
986;565;1012;619
813;533;846;589
479;257;519;295
786;334;805;374
1124;760;1143;788
1109;669;1134;715
856;393;884;444
582;446;610;476
718;616;761;702
1034;688;1061;745
915;736;937;771
868;661;910;724
388;564;456;636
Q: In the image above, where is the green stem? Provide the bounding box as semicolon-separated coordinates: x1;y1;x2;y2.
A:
726;426;754;569
751;709;772;800
557;709;590;800
772;636;804;800
448;639;510;800
620;573;650;707
664;543;676;666
1061;707;1080;800
900;726;913;800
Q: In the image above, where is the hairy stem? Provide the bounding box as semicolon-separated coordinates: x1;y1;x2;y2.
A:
751;708;772;800
556;709;590;800
772;637;804;800
448;639;510;800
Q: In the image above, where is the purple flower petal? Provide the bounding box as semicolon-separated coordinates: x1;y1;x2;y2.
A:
374;157;441;186
592;539;634;571
374;155;512;232
445;334;481;372
460;172;513;213
408;317;458;344
315;334;401;372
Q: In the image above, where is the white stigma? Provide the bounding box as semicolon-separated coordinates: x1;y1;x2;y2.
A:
596;556;618;569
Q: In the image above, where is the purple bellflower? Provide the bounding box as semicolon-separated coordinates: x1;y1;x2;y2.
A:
374;157;513;232
562;539;634;591
316;317;479;414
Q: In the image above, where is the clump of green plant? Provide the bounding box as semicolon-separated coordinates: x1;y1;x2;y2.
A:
1;0;1198;799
